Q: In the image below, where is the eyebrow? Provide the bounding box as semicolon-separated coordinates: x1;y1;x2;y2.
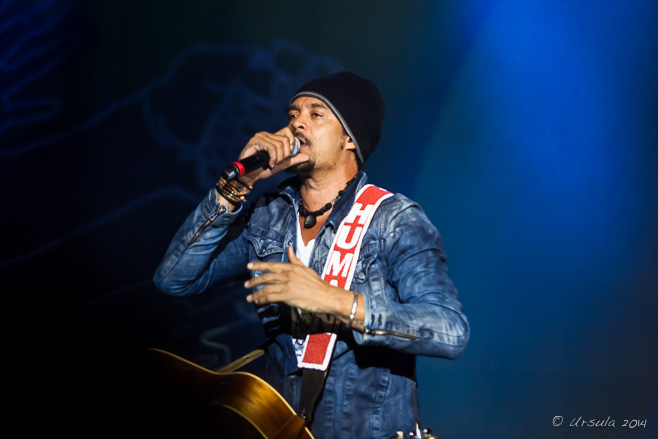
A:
288;102;329;112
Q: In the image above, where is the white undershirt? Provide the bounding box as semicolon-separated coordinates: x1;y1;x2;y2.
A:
295;218;315;267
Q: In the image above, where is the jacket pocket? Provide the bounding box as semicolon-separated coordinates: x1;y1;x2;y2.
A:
351;241;379;284
247;231;286;276
246;232;287;323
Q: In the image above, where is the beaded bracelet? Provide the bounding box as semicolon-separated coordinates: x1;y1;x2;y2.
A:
216;177;252;206
215;182;240;205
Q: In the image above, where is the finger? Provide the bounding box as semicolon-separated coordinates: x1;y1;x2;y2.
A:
246;285;284;305
287;245;304;266
247;260;292;273
270;151;310;174
244;272;287;289
257;133;281;168
274;126;296;151
258;132;291;167
240;132;283;167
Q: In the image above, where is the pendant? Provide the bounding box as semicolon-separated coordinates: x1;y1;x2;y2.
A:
303;215;317;229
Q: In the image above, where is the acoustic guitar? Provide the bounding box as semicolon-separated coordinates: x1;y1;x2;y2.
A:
145;348;439;439
145;348;314;439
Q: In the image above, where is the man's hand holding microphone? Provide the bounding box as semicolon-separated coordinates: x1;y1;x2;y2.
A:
217;127;308;210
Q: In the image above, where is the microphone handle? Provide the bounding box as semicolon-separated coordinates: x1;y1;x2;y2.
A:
221;150;269;181
221;138;300;181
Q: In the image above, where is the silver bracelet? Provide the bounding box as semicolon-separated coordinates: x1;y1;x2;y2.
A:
348;291;359;329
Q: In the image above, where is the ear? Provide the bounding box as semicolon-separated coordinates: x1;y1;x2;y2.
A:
343;135;356;151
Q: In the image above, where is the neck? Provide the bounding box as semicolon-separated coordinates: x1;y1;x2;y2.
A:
299;169;358;211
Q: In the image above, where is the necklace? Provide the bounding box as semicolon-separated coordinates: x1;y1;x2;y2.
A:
298;177;356;229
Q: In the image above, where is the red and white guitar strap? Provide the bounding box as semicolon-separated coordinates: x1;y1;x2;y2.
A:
297;184;392;371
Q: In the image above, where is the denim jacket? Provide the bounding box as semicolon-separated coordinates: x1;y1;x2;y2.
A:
154;172;469;439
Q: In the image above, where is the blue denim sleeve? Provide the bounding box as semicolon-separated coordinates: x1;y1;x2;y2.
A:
353;197;470;359
153;188;249;297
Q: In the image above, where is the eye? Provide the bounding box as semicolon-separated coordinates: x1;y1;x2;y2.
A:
287;113;299;121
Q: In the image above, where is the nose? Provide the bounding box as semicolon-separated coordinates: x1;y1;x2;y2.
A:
291;111;308;131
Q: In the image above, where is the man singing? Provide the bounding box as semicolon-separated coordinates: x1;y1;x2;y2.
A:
154;71;469;439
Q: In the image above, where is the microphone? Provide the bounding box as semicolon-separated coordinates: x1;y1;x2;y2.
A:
221;138;300;181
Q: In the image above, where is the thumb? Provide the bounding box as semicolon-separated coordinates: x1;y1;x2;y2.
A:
287;244;303;266
272;152;310;174
289;152;310;165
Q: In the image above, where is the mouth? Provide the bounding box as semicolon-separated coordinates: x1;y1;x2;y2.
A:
295;133;309;147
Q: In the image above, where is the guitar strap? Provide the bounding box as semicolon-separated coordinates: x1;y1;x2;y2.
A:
299;366;329;423
297;184;392;424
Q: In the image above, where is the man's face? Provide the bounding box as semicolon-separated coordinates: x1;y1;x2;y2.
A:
286;96;353;175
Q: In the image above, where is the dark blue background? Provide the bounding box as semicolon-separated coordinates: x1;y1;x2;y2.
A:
2;1;657;438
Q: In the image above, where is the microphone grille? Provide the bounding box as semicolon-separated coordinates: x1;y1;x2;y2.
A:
291;138;301;156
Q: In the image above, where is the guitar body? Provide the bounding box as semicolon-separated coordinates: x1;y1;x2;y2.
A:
145;348;314;439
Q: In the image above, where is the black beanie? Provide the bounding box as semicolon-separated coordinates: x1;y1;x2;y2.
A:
290;71;385;164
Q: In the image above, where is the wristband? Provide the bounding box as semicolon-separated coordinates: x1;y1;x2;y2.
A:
348;291;359;329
